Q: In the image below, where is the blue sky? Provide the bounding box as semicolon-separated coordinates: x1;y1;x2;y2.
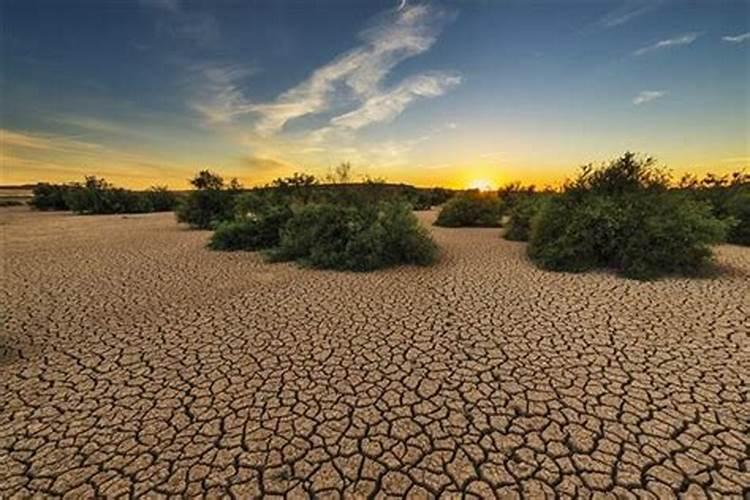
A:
1;0;748;188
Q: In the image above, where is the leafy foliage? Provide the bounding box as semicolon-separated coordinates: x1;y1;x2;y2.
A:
434;193;501;227
30;183;71;210
209;195;293;251
143;186;179;212
527;153;730;279
64;177;152;214
678;171;749;246
176;170;241;229
270;202;437;271
504;196;546;241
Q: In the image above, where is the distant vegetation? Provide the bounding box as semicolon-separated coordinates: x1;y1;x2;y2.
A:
29;178;178;214
175;170;242;229
434;192;502;227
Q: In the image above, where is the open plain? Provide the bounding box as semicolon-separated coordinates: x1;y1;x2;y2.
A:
1;208;749;499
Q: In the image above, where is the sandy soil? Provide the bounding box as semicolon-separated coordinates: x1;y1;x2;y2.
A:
1;207;748;498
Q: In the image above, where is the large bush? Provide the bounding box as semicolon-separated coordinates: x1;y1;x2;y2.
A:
271;202;437;271
434;194;501;227
679;172;749;246
209;196;293;251
504;196;546;242
176;170;241;229
528;153;730;279
30;183;71;210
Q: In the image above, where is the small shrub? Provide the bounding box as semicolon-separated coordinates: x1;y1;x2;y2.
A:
176;170;241;229
271;202;437;271
434;194;501;227
30;183;71;210
527;153;730;279
0;199;26;207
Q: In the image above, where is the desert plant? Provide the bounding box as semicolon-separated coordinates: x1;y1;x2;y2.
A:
209;200;293;251
64;176;152;214
176;170;241;229
434;193;501;227
271;202;437;271
504;196;546;241
30;183;71;210
678;171;749;246
527;153;730;279
143;186;178;212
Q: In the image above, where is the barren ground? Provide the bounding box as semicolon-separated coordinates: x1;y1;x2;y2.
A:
1;208;748;499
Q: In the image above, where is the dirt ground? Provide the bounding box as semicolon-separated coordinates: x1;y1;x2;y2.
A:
1;208;748;499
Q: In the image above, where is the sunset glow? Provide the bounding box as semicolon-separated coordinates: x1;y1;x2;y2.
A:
1;1;748;189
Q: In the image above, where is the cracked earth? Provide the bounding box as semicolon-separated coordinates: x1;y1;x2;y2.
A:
1;208;749;499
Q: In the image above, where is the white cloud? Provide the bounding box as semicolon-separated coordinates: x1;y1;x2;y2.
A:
722;32;750;43
633;33;700;56
598;1;659;28
633;90;667;105
191;4;459;136
331;72;461;130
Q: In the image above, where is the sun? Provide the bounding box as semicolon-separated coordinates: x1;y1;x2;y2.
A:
467;179;493;191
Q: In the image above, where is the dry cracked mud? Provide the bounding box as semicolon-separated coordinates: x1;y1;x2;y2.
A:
1;208;749;499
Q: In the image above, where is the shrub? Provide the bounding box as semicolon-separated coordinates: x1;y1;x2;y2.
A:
725;189;750;245
504;196;546;241
271;202;437;271
527;153;730;279
679;172;749;246
64;177;153;214
209;201;293;251
434;194;501;227
176;170;241;229
30;183;71;210
0;200;25;207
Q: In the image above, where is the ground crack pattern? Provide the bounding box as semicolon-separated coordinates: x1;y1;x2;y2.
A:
1;209;749;498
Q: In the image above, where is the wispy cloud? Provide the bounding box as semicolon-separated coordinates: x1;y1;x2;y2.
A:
633;33;700;56
633;90;667;105
191;4;459;136
722;32;750;43
597;1;659;28
330;72;461;130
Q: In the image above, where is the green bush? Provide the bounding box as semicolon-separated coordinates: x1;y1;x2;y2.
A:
64;177;153;214
434;194;501;227
176;170;241;229
528;153;730;279
30;183;71;210
209;202;293;251
143;186;178;212
271;202;437;271
504;196;547;241
679;172;749;246
725;190;750;245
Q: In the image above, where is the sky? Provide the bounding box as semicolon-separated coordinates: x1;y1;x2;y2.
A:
1;0;748;189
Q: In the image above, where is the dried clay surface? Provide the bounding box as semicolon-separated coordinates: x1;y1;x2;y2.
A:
1;208;749;499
